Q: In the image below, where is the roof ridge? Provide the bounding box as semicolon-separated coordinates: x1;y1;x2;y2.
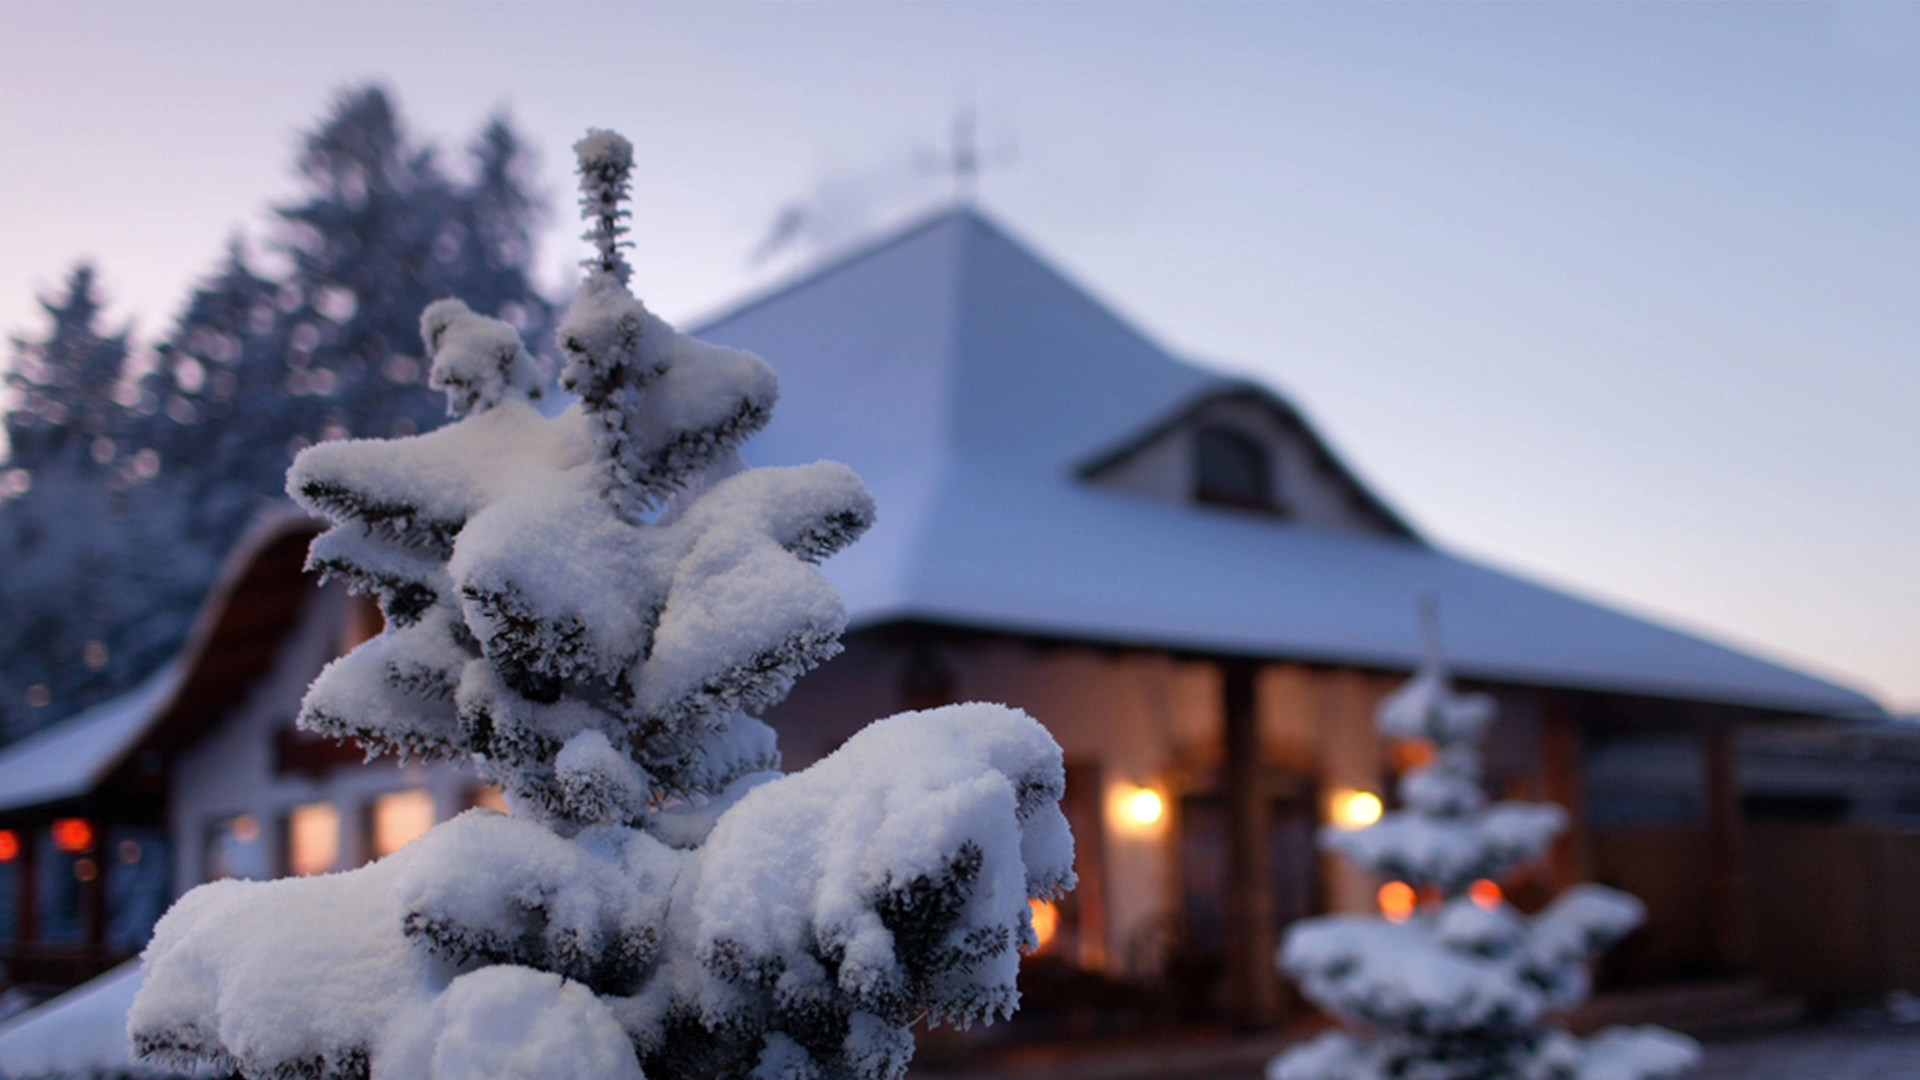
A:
689;204;988;335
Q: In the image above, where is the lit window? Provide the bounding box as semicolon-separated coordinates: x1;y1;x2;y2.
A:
371;790;435;859
286;802;340;877
466;785;508;813
1194;426;1278;513
205;815;267;882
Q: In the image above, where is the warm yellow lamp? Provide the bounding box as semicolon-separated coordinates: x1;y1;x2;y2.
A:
1027;898;1059;952
1331;789;1383;830
1124;787;1165;826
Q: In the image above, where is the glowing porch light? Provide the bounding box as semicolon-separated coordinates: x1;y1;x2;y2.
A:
0;830;18;863
1124;787;1165;826
1331;790;1383;830
1378;881;1417;923
1469;879;1503;910
1027;898;1059;952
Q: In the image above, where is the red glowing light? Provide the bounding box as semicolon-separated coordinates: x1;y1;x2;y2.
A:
1378;881;1417;923
1469;879;1503;910
51;818;94;854
0;830;17;863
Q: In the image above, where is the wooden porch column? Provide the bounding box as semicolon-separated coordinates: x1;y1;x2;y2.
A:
1539;695;1591;891
1703;714;1752;972
1222;658;1280;1029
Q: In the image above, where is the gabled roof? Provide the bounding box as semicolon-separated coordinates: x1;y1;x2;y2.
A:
0;663;180;814
697;208;1880;718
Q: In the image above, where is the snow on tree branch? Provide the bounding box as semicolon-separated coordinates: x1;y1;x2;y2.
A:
132;127;1073;1080
576;129;635;285
422;299;546;416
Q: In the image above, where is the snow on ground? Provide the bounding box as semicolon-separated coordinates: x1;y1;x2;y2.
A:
0;962;148;1075
1689;1027;1920;1080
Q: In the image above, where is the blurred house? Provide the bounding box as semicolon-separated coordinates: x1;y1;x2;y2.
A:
0;511;491;1020
694;208;1899;1032
0;208;1906;1069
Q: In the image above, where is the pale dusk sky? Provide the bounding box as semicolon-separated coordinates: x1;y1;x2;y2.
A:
2;3;1914;710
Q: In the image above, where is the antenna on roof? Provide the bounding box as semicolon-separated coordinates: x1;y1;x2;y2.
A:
915;101;1015;205
749;102;1016;266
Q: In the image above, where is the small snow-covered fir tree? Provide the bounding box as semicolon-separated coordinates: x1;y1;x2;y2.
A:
129;129;1073;1080
1271;606;1698;1080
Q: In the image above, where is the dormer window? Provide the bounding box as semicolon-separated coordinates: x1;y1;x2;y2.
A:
1193;426;1279;514
1078;386;1415;539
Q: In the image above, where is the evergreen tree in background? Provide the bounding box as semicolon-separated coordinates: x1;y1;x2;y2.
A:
0;267;215;739
138;241;291;543
2;264;132;477
1270;606;1698;1080
0;85;554;738
160;85;556;542
131;128;1074;1080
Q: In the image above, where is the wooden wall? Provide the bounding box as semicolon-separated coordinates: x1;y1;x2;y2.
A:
1743;824;1920;1005
1590;827;1717;984
1593;821;1920;1003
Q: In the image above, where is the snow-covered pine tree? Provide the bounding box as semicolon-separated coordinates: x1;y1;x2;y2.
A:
1270;606;1699;1080
151;88;559;587
0;266;216;738
137;240;293;545
0;265;129;731
114;87;557;572
179;87;556;521
3;264;131;477
272;87;555;452
130;129;1074;1080
0;87;557;741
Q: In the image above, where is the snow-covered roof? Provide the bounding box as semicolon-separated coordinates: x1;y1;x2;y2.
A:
0;663;180;814
698;208;1879;718
0;961;148;1076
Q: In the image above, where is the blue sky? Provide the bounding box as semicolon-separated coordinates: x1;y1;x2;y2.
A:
3;2;1915;710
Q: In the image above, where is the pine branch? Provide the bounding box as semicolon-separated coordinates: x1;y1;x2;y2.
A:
574;130;635;285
